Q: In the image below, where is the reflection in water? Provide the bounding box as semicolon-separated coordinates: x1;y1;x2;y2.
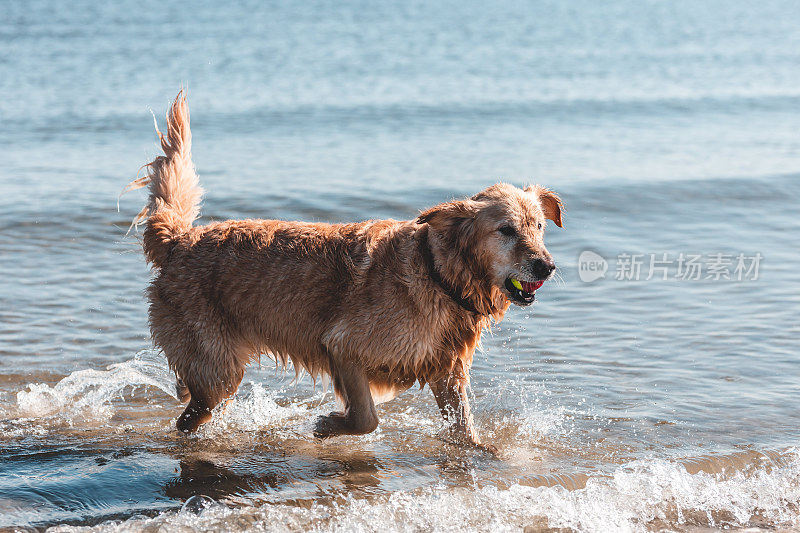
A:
163;448;388;505
165;456;286;502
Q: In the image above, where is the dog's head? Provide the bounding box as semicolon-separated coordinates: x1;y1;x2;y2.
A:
418;183;563;311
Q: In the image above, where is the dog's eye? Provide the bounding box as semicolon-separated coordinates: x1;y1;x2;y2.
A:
498;225;516;237
538;223;542;230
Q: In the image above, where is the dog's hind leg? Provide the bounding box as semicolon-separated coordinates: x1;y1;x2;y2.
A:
176;357;245;433
314;355;379;438
177;390;214;432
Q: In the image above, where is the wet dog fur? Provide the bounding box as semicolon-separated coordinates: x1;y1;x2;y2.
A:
127;92;563;449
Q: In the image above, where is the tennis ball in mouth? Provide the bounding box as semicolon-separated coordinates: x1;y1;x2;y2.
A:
510;277;523;291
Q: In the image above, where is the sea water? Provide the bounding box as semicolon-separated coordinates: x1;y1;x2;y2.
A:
2;1;800;531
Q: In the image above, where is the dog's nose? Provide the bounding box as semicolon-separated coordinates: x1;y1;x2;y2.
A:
531;258;555;279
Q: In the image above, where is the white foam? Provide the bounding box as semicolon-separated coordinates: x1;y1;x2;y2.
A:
14;350;177;425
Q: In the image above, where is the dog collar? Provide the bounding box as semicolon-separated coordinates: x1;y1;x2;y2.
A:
418;226;484;316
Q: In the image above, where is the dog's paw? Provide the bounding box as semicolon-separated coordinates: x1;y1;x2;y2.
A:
436;426;500;456
313;413;348;439
476;442;500;457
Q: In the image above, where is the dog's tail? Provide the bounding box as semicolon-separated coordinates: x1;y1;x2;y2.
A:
123;91;203;267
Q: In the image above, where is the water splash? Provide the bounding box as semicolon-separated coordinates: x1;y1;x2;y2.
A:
14;350;177;425
479;378;570;447
197;382;321;439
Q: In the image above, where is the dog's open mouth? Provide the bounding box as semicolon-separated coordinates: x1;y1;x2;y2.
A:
504;277;544;305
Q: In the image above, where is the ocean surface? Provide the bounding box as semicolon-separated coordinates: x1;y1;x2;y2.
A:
2;1;800;531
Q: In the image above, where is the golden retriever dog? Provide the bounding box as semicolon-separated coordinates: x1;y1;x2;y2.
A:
126;92;563;450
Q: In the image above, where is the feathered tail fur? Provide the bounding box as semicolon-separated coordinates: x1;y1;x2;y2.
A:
123;91;203;267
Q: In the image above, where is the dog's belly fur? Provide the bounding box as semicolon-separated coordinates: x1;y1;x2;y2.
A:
148;217;484;406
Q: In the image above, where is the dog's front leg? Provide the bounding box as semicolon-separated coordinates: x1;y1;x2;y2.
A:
429;373;497;455
314;357;379;439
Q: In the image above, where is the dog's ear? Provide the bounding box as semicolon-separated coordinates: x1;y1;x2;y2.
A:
539;189;563;228
525;186;564;228
416;199;480;227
